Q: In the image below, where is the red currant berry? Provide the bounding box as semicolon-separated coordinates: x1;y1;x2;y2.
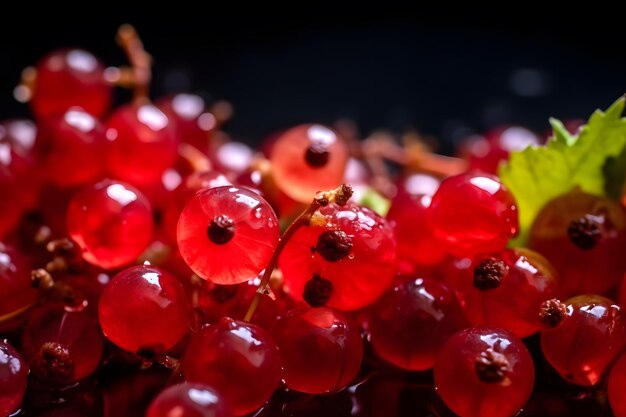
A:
434;326;534;417
279;203;397;311
0;339;28;416
368;277;468;371
147;382;232;417
444;248;559;338
177;186;279;285
105;103;179;185
183;318;282;416
541;295;625;386
162;171;232;243
157;94;216;151
386;192;446;272
67;179;154;269
0;120;39;238
36;108;106;187
273;307;363;394
530;190;626;297
270;124;348;202
462;126;539;175
98;264;191;355
0;241;38;331
22;303;104;385
428;172;519;257
30;49;111;119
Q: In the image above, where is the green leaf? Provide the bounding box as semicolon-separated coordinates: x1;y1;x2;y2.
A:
603;143;626;200
499;97;626;245
357;187;391;217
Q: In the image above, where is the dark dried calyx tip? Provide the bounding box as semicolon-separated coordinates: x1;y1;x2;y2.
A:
31;268;54;289
475;348;509;383
473;258;509;290
335;184;353;206
315;230;353;262
539;298;568;328
207;215;236;245
303;274;333;307
33;342;74;384
568;214;603;250
304;143;330;168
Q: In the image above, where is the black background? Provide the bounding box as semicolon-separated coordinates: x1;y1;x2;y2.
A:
1;12;625;153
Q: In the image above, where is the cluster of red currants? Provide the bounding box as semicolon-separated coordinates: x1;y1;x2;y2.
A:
1;26;626;417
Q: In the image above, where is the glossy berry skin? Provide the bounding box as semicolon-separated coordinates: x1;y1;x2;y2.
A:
183;318;282;416
270;124;349;202
463;126;540;175
386;192;446;272
0;340;28;416
105;103;179;185
98;264;191;354
22;303;104;385
157;94;216;151
31;49;111;119
162;170;232;243
0;120;39;238
67;179;154;269
177;186;279;285
0;241;38;330
147;383;232;417
428;172;519;257
36;108;106;187
609;353;626;417
444;248;559;338
273;307;363;394
434;327;534;417
279;203;397;311
368;277;468;371
541;295;625;386
530;190;626;298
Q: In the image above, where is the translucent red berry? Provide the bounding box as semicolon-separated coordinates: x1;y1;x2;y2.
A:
147;382;232;417
30;49;111;120
105;103;179;185
434;326;534;417
177;186;279;285
273;307;363;393
609;352;626;417
98;264;191;355
428;172;519;257
541;294;625;386
368;277;468;371
36;108;106;187
162;170;232;243
0;241;38;331
0;339;28;417
462;126;540;175
530;190;626;297
279;203;397;311
157;94;216;151
67;179;154;269
386;192;446;272
270;124;348;202
444;248;559;338
183;318;282;416
0;119;39;238
22;303;104;385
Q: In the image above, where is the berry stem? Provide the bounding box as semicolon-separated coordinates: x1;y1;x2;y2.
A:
116;24;152;103
243;184;353;322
